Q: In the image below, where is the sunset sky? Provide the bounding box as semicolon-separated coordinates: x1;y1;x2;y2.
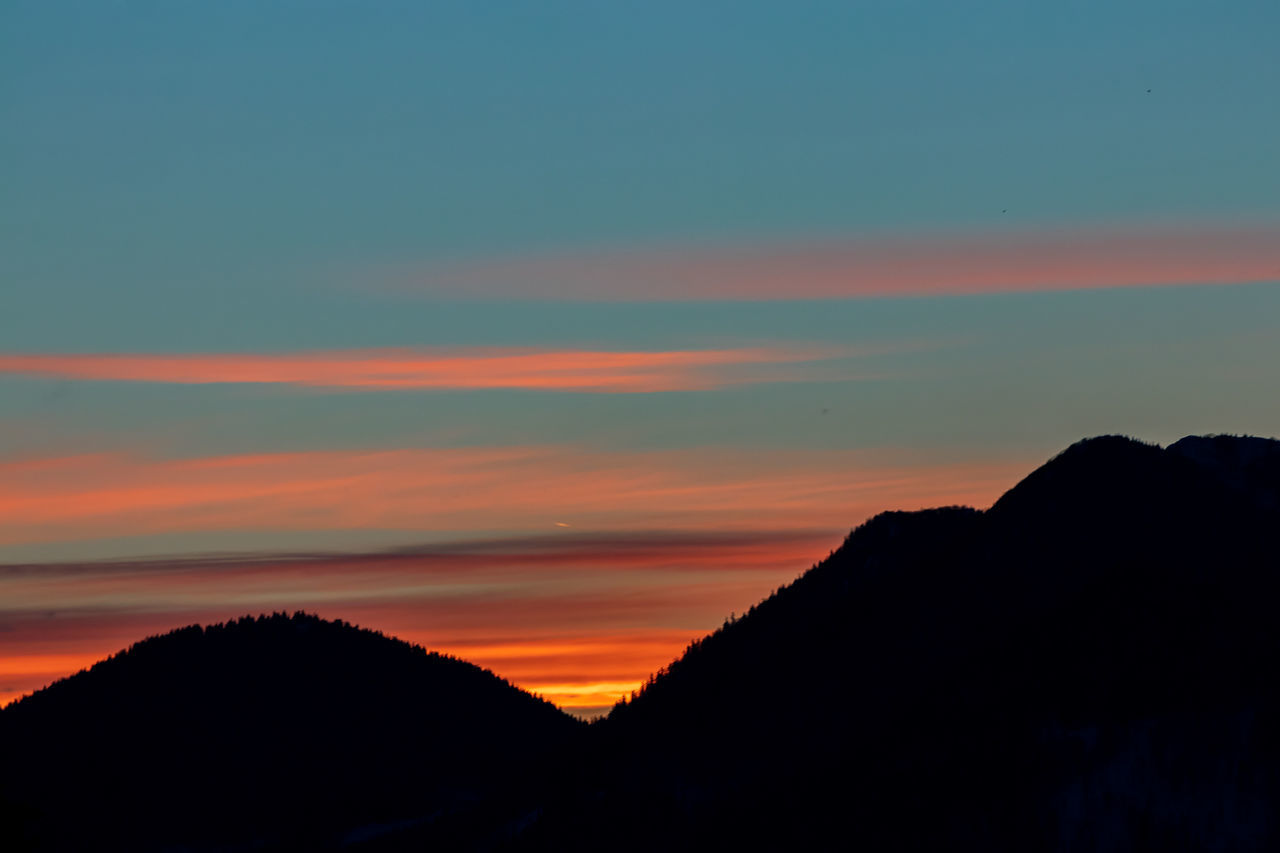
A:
3;1;1279;716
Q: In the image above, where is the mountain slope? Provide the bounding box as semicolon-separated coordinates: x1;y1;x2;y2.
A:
5;435;1279;852
517;435;1280;851
0;612;583;851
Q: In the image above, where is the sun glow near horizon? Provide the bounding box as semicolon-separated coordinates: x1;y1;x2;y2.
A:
0;445;1025;715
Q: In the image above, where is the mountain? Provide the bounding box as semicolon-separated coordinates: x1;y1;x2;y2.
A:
514;434;1280;851
5;434;1279;852
0;612;583;851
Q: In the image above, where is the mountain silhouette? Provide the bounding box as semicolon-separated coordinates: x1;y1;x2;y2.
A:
518;434;1280;851
0;612;582;850
3;434;1279;851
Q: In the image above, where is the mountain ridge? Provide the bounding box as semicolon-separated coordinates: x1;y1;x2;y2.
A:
0;611;582;850
528;433;1280;850
4;433;1279;851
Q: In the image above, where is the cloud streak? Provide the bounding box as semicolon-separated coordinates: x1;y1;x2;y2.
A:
0;446;1028;548
0;445;1030;712
0;530;836;712
0;346;850;392
392;223;1280;301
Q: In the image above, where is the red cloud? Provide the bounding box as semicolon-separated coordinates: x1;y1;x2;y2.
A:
0;346;847;392
393;223;1280;300
0;530;835;711
0;446;1028;547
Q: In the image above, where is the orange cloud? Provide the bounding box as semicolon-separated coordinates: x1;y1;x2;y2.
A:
0;531;832;710
0;446;1030;711
0;446;1028;547
394;223;1280;301
0;346;848;392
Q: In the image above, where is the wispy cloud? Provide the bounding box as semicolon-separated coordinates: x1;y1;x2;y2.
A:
0;445;1031;711
0;346;852;392
0;529;835;711
388;223;1280;301
0;446;1028;548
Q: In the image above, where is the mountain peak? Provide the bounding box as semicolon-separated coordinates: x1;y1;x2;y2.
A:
1;611;581;849
989;434;1161;510
582;433;1280;852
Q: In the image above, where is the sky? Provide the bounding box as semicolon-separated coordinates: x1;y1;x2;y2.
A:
3;1;1279;717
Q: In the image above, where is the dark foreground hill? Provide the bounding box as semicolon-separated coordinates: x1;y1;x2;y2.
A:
515;434;1280;852
0;612;583;850
4;434;1279;852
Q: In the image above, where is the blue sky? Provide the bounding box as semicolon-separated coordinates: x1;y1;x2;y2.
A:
4;0;1278;546
2;1;1278;711
6;1;1279;318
